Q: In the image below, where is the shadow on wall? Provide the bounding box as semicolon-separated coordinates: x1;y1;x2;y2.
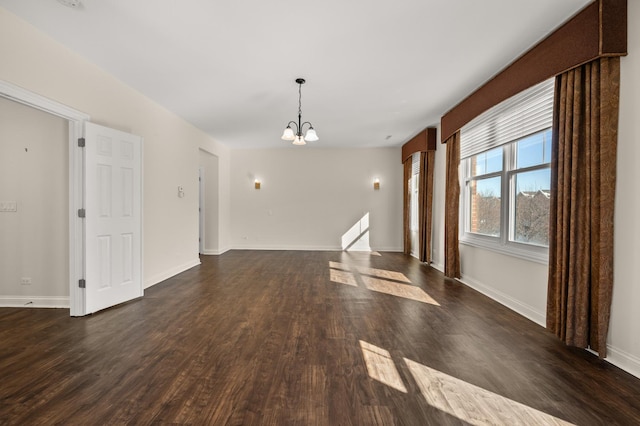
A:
342;212;371;251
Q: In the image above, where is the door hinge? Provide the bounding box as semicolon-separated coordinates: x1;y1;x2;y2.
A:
78;137;86;147
78;279;86;288
78;208;86;218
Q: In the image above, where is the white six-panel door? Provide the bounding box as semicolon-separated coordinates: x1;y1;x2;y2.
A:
84;122;142;314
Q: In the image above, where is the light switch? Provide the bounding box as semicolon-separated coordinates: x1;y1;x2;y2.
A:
0;202;17;212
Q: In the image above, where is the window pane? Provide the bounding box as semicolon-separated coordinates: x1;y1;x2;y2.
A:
543;129;552;163
516;129;552;169
469;177;501;237
513;169;550;246
410;175;419;231
471;147;502;177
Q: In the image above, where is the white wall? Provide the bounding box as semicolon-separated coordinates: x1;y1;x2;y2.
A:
230;147;403;251
457;246;549;325
0;8;231;290
430;1;640;378
0;97;69;306
608;0;640;378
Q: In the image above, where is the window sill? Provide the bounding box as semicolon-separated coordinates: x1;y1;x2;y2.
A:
460;234;549;265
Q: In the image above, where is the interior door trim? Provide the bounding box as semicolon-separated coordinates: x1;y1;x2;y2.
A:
0;80;90;316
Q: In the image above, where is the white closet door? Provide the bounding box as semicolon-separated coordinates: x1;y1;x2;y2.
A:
84;122;142;314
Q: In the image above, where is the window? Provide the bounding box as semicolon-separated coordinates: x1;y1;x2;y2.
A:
460;79;553;263
409;153;420;256
512;130;551;246
468;146;502;237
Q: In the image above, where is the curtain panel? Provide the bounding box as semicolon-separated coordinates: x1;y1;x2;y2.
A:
403;159;411;255
444;131;461;278
546;57;620;357
419;151;435;263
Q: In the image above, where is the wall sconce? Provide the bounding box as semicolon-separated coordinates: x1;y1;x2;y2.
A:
373;178;380;190
254;179;261;190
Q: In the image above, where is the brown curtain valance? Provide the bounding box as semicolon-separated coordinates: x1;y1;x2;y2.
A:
440;0;627;143
401;128;437;163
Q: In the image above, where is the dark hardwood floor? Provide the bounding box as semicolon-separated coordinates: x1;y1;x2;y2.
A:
2;251;640;425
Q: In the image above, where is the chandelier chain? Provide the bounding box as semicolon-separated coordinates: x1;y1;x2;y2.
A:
298;82;302;117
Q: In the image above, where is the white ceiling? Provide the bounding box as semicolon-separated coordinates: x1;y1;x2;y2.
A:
0;0;590;149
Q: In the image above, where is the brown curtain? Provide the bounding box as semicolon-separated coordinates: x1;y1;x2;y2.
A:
547;57;620;357
419;150;435;263
444;131;461;278
403;159;411;255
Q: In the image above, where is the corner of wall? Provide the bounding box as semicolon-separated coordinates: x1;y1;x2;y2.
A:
144;258;201;289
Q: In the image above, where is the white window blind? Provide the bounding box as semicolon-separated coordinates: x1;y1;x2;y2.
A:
411;152;420;175
460;78;554;160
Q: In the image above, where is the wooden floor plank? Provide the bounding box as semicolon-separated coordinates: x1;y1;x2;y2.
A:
1;250;640;425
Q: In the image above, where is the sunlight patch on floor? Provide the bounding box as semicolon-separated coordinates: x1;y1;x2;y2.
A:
329;261;439;305
404;358;574;426
359;341;407;393
329;268;358;287
361;276;440;306
343;251;382;257
342;250;382;260
329;261;411;283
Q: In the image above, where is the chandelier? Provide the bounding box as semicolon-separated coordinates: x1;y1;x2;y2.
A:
281;78;319;145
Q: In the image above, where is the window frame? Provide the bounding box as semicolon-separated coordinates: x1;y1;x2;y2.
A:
460;132;550;264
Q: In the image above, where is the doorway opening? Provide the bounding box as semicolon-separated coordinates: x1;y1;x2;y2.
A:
198;149;219;255
0;97;69;308
1;80;88;315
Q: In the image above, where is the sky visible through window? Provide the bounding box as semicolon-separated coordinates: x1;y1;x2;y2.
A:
475;130;552;197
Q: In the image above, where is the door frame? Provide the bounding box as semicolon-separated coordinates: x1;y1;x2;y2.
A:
199;166;205;254
0;80;89;316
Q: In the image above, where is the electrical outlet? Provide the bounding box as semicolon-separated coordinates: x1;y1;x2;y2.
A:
20;277;32;285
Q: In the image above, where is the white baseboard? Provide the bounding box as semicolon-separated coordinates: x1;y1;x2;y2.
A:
0;296;69;308
374;246;403;252
229;245;404;252
144;258;201;289
604;344;640;379
458;274;546;327
231;244;344;251
429;262;445;273
201;247;230;255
